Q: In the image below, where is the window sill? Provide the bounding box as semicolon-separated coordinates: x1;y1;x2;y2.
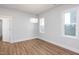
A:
63;35;77;39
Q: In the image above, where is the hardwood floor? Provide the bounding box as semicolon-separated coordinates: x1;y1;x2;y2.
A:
0;38;79;55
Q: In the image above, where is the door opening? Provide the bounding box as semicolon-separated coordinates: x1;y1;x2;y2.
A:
0;20;2;41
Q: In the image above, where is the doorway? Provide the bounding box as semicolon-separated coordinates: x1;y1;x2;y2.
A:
0;20;2;41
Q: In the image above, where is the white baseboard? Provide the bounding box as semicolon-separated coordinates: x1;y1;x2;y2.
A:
38;37;79;54
10;37;37;43
3;36;79;54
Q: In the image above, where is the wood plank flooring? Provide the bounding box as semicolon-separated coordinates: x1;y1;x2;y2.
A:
0;38;79;55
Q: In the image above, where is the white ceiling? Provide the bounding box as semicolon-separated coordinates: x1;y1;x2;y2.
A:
0;4;60;14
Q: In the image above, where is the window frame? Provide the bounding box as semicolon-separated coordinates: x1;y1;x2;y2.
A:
62;8;78;39
39;18;45;33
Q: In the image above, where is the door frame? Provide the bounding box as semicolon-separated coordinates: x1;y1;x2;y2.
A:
0;16;11;42
0;19;2;41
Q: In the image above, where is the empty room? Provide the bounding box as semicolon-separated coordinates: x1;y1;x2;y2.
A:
0;4;79;55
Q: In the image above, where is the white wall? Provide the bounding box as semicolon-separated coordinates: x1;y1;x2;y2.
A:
0;7;37;42
38;5;79;53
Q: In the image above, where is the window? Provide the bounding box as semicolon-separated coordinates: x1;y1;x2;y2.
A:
39;18;45;33
64;10;76;37
30;18;38;23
